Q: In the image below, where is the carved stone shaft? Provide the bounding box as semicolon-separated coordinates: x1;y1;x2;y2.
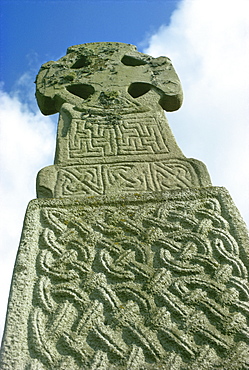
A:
1;43;249;370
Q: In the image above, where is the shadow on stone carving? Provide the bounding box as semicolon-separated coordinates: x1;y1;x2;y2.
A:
1;43;248;370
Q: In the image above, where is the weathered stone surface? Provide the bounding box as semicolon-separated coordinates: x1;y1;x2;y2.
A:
36;42;183;115
35;42;211;198
1;43;248;369
1;188;249;369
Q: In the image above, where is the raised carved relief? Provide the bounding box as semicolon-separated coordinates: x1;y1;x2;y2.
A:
2;43;246;370
34;42;211;196
67;113;170;159
37;158;210;198
27;191;249;369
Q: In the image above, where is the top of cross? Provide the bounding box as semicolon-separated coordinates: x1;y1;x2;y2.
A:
35;42;183;116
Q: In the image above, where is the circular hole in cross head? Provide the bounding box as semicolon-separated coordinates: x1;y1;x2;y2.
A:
121;55;147;66
128;82;151;98
71;56;91;68
66;84;95;99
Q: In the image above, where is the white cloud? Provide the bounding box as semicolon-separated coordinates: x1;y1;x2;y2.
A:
143;0;249;226
0;83;57;340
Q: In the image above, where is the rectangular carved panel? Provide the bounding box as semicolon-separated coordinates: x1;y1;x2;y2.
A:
68;114;170;159
1;188;249;369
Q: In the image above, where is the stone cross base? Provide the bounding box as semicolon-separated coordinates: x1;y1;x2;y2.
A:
1;187;249;369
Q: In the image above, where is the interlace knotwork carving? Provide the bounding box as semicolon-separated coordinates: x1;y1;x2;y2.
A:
28;194;249;369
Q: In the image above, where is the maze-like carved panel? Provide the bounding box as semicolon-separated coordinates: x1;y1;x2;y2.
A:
53;159;205;197
68;113;169;159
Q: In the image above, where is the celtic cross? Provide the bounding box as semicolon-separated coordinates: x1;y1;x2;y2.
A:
35;42;210;197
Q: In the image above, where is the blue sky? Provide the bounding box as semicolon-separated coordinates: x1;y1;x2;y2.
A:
1;0;178;91
0;0;249;342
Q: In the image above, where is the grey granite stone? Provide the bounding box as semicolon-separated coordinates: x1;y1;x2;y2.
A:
34;42;211;198
1;188;249;369
1;43;248;369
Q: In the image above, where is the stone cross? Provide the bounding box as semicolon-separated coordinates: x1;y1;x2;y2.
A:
35;42;211;198
1;42;249;370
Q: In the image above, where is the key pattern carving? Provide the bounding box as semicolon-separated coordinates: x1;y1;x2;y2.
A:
68;113;169;159
27;195;249;369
